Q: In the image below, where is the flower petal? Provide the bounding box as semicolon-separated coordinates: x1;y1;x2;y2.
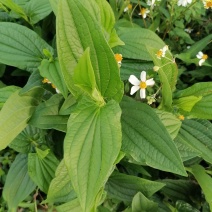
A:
199;59;205;66
196;51;203;59
130;85;140;95
129;75;140;85
146;78;155;86
140;89;146;99
140;71;146;82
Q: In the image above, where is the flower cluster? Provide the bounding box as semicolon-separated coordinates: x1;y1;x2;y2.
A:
115;53;123;67
124;4;132;12
128;71;155;99
42;78;60;93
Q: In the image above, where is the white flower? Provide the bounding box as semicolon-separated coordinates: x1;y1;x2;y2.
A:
138;8;150;19
129;71;155;99
156;45;168;59
203;0;212;9
177;0;192;7
196;51;208;66
124;4;132;12
184;27;193;33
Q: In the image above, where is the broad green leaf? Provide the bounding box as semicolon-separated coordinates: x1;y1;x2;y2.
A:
56;199;82;212
29;94;69;132
132;192;158;212
57;0;123;102
160;179;200;204
64;96;122;211
73;48;103;102
59;94;77;115
20;70;43;94
23;0;52;24
0;22;54;72
38;58;68;98
105;172;165;202
174;82;212;119
9;125;46;153
174;119;212;164
49;0;58;15
0;87;43;150
0;0;29;22
0;86;20;108
113;27;165;61
28;150;59;193
3;154;36;209
46;160;76;203
154;110;182;140
173;96;202;112
189;164;212;211
121;96;186;176
147;46;177;110
108;28;125;48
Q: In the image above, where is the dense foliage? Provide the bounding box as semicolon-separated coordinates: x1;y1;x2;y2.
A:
0;0;212;211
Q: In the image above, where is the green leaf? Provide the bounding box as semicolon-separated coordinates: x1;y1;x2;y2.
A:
174;119;212;164
49;0;58;15
0;22;54;72
9;125;46;153
154;110;182;140
174;82;212;119
105;172;165;202
189;164;212;211
160;179;200;204
20;70;43;94
56;199;82;212
3;154;36;209
0;87;43;150
173;96;202;112
73;48;103;102
23;0;52;24
113;27;165;60
57;0;123;102
121;96;186;176
64;96;122;211
0;0;29;22
28;150;59;193
177;34;212;60
0;86;20;108
46;160;76;203
59;94;77;115
108;28;125;48
38;58;68;98
132;192;158;212
29;94;69;132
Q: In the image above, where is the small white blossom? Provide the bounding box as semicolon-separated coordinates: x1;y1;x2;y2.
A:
184;27;193;33
156;45;168;59
196;51;208;66
129;71;155;99
124;4;132;12
177;0;192;7
203;0;212;9
138;8;150;19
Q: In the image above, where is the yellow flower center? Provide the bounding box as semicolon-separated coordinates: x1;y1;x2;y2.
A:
128;4;132;10
51;84;56;89
140;8;147;16
42;78;50;84
139;81;147;89
202;54;208;60
156;50;163;58
115;54;122;62
178;115;185;121
205;1;212;8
